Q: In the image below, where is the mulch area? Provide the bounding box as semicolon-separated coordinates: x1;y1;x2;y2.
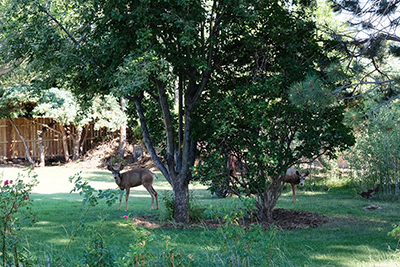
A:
132;208;328;230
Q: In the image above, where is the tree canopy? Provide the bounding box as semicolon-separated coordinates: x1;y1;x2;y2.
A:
1;0;359;222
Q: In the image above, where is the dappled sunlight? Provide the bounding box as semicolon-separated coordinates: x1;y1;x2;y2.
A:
310;244;398;267
34;221;52;225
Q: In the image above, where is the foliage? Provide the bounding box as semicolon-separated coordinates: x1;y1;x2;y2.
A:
346;96;400;198
33;88;125;132
388;223;400;242
115;224;155;267
0;85;39;119
2;0;344;223
204;199;281;266
77;214;116;266
193;2;355;220
328;0;400;112
0;168;37;267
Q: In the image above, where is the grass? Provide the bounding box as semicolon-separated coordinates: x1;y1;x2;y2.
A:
1;166;400;266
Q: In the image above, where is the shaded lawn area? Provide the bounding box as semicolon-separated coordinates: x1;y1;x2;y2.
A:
1;166;400;266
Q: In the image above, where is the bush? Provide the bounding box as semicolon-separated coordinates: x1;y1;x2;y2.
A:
0;167;38;266
203;198;287;266
346;98;400;199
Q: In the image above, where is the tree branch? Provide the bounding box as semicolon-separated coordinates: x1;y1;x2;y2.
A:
34;0;80;46
126;94;171;184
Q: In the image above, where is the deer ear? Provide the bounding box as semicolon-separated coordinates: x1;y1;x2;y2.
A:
107;165;112;171
305;171;310;176
120;164;125;170
296;170;300;176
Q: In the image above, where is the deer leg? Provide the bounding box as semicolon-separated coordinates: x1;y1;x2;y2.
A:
118;192;123;210
150;186;159;210
125;188;130;211
291;183;296;203
144;186;155;210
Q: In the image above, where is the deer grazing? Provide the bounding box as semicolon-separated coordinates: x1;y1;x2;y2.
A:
283;168;310;203
108;164;158;211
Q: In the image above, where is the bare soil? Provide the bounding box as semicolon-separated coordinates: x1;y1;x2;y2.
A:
133;209;327;230
1;138;328;230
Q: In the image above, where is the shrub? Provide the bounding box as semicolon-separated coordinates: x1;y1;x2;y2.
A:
0;167;38;267
204;198;285;266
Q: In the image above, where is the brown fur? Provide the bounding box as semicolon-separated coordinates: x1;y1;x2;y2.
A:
108;165;159;211
282;168;310;203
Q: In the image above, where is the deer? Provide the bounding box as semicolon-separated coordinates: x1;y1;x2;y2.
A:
108;164;159;211
283;168;310;203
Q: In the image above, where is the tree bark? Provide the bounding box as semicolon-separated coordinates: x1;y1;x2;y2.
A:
71;129;82;161
8;118;36;165
59;125;70;162
129;94;171;183
173;177;190;223
37;120;56;167
118;97;127;158
257;177;285;221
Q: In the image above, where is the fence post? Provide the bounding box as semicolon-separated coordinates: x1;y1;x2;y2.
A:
6;119;12;159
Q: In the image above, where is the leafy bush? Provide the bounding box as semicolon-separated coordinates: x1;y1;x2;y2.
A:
0;168;38;266
204;198;286;266
346;98;400;198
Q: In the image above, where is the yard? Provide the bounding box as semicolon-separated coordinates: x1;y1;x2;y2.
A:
0;165;399;266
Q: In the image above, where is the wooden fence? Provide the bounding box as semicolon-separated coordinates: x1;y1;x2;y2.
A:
0;118;108;160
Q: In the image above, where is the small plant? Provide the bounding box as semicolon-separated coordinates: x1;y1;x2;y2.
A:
78;214;116;266
0;167;38;267
204;198;281;266
116;219;155;267
160;234;196;266
388;224;400;242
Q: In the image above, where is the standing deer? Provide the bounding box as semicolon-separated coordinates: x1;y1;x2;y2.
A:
283;168;310;203
108;164;158;211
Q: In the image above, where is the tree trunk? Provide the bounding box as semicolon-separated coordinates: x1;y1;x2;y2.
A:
130;93;191;223
257;177;285;221
118;97;127;158
59;125;70;162
37;121;56;167
8;118;36;165
79;126;88;154
173;175;190;223
38;130;46;167
71;129;82;161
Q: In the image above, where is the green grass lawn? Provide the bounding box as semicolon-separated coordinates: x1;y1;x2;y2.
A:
1;166;400;266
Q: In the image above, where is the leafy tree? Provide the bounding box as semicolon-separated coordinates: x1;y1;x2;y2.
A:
193;2;355;220
0;0;354;222
33;88;125;161
0;85;39;165
327;0;400;110
325;0;400;192
347;96;400;198
1;0;290;223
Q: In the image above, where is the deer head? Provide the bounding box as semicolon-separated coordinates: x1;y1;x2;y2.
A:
108;163;124;182
296;170;310;186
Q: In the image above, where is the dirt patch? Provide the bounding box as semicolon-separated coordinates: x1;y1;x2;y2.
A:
132;209;328;230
